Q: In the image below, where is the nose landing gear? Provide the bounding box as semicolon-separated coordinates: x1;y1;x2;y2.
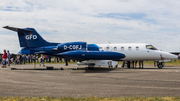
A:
157;62;165;69
158;54;165;69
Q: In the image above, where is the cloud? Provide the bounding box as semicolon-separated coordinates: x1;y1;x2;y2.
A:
0;0;180;53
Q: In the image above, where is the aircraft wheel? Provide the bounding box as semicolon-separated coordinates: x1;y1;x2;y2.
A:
158;62;163;69
88;67;94;70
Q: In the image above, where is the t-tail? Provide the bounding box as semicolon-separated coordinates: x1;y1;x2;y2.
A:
3;26;58;48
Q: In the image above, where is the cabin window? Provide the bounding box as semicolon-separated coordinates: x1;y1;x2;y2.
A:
146;45;158;50
128;46;132;51
136;46;139;51
121;47;124;51
106;47;110;51
114;47;117;51
99;47;102;51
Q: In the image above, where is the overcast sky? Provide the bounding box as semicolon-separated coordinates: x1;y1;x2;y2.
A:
0;0;180;53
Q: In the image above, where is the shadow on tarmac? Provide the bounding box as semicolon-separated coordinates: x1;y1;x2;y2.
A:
83;67;115;73
10;65;178;72
10;67;116;73
10;68;60;70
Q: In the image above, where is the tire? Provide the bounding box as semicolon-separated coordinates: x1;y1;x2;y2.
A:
158;64;163;69
88;67;93;70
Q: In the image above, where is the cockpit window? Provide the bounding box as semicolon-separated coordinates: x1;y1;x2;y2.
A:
146;45;158;50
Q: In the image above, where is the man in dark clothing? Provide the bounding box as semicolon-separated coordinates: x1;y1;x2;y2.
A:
7;50;11;66
22;54;26;64
19;54;23;65
65;58;68;66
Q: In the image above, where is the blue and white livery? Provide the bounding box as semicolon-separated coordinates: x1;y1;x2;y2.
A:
3;26;177;69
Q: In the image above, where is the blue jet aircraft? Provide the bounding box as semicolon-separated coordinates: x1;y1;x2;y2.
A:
3;26;177;69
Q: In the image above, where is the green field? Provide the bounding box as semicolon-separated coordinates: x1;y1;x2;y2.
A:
118;59;180;66
40;59;180;65
1;96;180;101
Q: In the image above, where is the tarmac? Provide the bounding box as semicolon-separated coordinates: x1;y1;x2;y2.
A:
0;63;180;97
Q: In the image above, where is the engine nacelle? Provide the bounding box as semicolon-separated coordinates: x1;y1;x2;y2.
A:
57;42;87;52
77;60;118;66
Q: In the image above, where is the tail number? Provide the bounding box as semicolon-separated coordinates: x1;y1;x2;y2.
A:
64;45;82;50
25;35;37;40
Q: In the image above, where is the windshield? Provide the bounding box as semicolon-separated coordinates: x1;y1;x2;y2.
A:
146;45;158;50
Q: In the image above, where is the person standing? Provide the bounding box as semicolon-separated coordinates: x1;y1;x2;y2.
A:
16;55;20;64
32;55;36;62
7;50;11;66
59;58;62;62
2;50;7;68
65;58;68;66
36;54;39;63
30;54;33;63
135;61;138;68
40;54;45;67
121;61;125;68
45;55;47;63
57;57;59;62
19;54;22;65
22;54;26;64
139;61;144;69
154;61;156;67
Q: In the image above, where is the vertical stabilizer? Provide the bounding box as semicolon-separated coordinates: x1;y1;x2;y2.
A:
3;26;51;48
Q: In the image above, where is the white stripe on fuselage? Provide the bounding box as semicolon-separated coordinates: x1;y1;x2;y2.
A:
96;43;177;61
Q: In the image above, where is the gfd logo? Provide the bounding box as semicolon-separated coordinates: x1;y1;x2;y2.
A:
25;34;37;40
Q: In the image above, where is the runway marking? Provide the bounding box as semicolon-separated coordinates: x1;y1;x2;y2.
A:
100;84;180;90
126;78;180;82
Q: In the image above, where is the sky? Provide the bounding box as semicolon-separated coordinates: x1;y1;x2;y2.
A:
0;0;180;53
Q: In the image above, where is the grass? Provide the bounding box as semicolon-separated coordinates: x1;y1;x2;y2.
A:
144;59;180;65
1;96;180;101
27;59;180;66
118;59;180;66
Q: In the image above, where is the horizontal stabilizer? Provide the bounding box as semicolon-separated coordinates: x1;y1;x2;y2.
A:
3;26;31;32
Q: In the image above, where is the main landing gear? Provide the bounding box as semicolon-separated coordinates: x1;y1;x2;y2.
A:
88;65;94;70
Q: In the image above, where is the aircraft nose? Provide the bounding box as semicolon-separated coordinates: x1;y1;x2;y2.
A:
171;54;178;59
164;53;178;60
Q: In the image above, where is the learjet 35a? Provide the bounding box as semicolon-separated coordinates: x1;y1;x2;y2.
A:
3;26;177;69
